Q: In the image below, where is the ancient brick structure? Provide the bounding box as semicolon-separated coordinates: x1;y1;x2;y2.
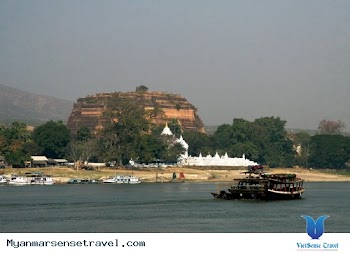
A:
67;91;205;134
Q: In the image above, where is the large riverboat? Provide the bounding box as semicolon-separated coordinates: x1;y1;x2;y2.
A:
211;165;305;200
8;172;54;185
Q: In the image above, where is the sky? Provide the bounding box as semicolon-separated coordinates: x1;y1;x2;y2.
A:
1;0;349;131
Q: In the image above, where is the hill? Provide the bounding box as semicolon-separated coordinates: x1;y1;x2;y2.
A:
0;84;74;126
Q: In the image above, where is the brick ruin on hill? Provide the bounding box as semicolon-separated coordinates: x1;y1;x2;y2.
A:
67;91;205;134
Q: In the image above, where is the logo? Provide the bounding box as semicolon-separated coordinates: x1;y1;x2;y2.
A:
301;215;329;239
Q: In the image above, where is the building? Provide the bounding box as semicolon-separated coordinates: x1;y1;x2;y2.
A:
30;156;48;168
160;124;258;167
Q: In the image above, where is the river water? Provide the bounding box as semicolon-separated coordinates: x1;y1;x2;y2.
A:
0;182;349;233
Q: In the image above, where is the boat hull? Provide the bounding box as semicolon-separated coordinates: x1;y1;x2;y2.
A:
8;180;54;185
266;189;304;200
8;173;54;185
211;188;304;201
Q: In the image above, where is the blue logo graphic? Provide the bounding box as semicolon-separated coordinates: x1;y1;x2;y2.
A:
301;215;329;239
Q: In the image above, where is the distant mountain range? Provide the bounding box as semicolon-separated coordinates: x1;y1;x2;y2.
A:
0;84;74;126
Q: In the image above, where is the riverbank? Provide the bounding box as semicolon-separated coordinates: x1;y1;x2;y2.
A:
2;166;350;183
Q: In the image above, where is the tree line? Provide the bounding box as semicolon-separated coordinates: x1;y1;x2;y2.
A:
0;96;349;169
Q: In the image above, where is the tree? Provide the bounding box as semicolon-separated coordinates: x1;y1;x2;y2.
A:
213;124;233;149
133;134;165;164
308;134;350;169
148;103;165;121
227;142;259;161
211;117;295;167
251;117;295;167
168;118;182;137
76;127;92;142
0;122;32;167
291;131;311;168
161;142;185;164
183;131;213;156
317;120;345;134
33;121;70;158
98;94;150;165
67;138;98;169
135;85;149;93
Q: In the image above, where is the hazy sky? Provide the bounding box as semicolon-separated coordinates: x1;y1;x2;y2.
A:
1;0;349;130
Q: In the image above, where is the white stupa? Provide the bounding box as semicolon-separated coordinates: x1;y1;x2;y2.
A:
158;123;258;167
175;135;189;158
161;122;173;136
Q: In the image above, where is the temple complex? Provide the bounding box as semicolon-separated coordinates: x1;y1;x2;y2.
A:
160;124;258;167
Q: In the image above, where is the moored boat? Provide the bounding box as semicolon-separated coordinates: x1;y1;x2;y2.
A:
8;172;54;185
103;175;141;184
0;175;8;184
211;165;304;200
68;178;99;184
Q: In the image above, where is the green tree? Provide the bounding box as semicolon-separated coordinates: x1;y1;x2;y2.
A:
0;122;32;167
33;121;70;158
148;103;165;121
227;142;259;161
308;134;350;169
161;142;185;164
133;134;165;164
183;131;213;156
212;117;295;167
135;85;149;93
76;127;92;142
98;94;150;165
168;119;182;137
212;124;233;149
251;117;295;167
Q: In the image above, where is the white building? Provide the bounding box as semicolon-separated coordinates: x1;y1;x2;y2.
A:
160;124;258;167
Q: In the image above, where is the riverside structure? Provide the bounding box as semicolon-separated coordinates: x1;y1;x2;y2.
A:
130;123;259;168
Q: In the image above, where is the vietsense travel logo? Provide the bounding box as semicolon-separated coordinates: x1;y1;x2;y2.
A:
301;215;329;239
296;215;339;251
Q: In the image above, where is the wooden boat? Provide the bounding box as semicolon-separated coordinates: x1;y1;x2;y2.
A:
211;165;305;200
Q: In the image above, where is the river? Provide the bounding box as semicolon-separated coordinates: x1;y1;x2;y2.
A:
0;182;349;233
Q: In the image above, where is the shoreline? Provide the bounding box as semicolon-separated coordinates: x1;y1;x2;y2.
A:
2;166;350;184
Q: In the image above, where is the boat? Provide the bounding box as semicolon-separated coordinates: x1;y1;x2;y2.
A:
0;175;8;184
67;178;99;184
8;172;54;185
103;175;141;184
211;165;305;200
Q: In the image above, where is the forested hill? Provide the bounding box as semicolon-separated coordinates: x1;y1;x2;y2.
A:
0;84;74;126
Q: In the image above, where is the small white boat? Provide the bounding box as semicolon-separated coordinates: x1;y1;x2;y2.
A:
103;177;118;183
103;175;141;184
0;175;8;184
8;172;54;185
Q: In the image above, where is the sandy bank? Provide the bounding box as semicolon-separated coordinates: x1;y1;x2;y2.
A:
2;167;350;183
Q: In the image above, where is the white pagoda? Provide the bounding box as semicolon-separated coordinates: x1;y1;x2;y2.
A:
159;124;258;167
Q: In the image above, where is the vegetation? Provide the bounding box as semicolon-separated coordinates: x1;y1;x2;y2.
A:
0;104;349;170
135;85;149;93
32;120;70;158
317;120;345;134
308;135;350;169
